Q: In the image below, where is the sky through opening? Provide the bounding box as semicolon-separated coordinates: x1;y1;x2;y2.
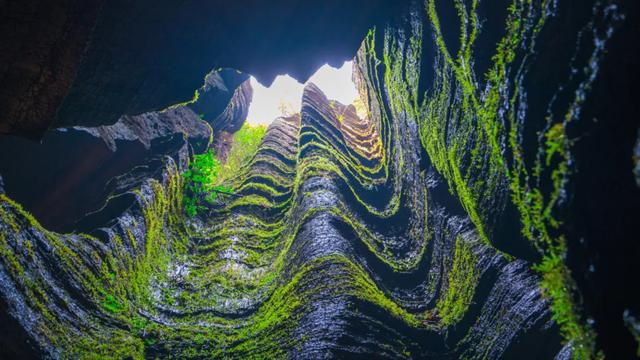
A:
245;61;359;126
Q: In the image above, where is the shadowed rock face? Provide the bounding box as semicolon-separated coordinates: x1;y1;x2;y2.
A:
0;0;410;138
0;0;104;138
188;70;252;134
0;68;249;232
205;76;254;162
210;79;253;134
73;107;211;152
1;0;640;358
0;130;160;232
72;69;253;154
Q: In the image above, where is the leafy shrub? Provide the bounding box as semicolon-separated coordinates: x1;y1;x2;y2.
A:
182;124;266;217
182;150;233;217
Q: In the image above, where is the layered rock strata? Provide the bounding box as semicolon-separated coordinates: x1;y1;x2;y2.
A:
1;0;639;358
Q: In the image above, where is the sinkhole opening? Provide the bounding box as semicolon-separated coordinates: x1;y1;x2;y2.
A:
245;60;364;126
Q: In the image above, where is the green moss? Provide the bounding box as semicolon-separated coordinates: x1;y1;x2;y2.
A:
218;123;267;182
533;242;602;360
435;236;479;327
101;293;125;313
70;330;145;360
362;0;604;355
0;3;610;356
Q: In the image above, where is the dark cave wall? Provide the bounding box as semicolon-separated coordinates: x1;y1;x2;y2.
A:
0;0;103;138
0;130;153;232
0;68;250;233
563;0;640;355
0;0;411;139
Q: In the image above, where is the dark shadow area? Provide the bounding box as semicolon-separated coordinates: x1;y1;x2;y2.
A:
0;130;152;233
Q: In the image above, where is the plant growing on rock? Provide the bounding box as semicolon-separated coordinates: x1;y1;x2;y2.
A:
183;124;266;217
218;123;267;183
183;149;233;216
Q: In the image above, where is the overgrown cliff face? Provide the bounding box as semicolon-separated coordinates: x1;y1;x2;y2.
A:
0;79;558;358
1;0;639;359
370;0;639;357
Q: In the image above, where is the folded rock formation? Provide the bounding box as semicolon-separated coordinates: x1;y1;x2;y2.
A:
1;0;639;358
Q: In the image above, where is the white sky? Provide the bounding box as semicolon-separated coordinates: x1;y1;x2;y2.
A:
245;61;358;126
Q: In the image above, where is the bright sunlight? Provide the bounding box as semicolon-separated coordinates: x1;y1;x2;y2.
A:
245;61;359;126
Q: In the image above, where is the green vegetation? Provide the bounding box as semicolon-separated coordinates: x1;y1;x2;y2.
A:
182;150;233;217
182;124;266;217
218;123;267;183
0;160;187;359
436;236;479;327
357;0;609;356
101;293;125;313
0;2;614;357
533;241;601;359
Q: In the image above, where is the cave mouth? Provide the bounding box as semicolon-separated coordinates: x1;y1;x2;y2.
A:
245;60;364;126
0;0;638;358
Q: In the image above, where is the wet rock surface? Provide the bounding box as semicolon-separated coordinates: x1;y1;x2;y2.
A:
0;81;558;358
